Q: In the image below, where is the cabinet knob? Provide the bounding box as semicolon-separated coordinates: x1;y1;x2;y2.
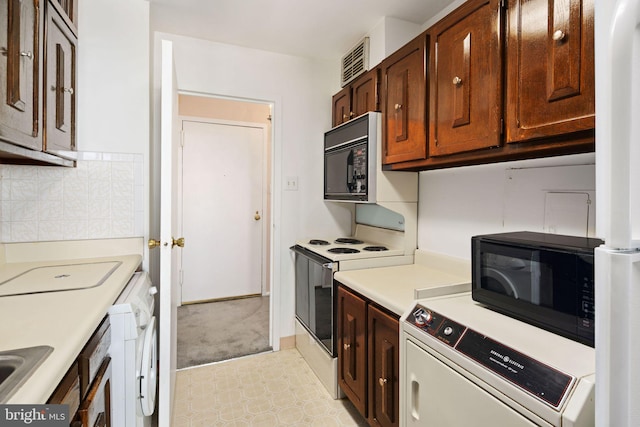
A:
394;103;402;111
343;343;351;350
452;76;463;86
379;377;388;387
20;51;33;60
552;30;566;41
63;87;74;95
343;114;349;120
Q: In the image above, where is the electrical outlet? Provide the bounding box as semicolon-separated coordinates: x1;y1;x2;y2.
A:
285;176;298;191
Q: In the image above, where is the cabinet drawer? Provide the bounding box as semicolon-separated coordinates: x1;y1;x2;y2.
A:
76;357;111;427
78;317;110;399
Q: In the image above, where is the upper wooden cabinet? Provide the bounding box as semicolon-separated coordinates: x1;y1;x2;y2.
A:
381;32;428;164
429;0;502;157
505;0;595;142
0;0;42;151
0;0;76;165
373;0;594;171
332;67;379;127
44;2;77;154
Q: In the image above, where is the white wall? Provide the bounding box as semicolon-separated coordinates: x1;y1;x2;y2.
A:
152;32;350;341
418;153;597;260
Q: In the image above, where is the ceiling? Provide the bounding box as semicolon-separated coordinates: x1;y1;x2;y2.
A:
149;0;456;60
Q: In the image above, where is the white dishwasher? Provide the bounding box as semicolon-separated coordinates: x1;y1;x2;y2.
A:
400;293;595;427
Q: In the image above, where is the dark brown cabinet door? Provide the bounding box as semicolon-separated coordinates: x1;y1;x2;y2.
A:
0;0;42;151
381;33;427;164
351;68;378;119
337;285;368;417
332;86;351;127
44;2;76;154
367;305;399;427
505;0;594;142
429;0;502;157
332;68;379;127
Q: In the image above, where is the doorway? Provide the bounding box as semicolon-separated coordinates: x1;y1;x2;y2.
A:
176;94;273;367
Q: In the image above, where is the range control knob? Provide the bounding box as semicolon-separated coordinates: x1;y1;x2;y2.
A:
413;308;433;327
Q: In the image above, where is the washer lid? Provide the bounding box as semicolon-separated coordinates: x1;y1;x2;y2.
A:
139;316;157;416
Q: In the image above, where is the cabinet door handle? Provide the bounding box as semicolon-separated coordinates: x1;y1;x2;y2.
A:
452;76;463;86
343;343;351;350
63;87;74;95
379;377;388;386
552;30;566;41
20;51;33;60
394;103;402;111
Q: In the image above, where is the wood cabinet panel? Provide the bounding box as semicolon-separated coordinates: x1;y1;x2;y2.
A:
429;0;502;156
332;86;351;127
367;305;399;427
44;2;76;154
381;33;427;164
0;0;42;151
337;285;367;416
332;68;379;127
351;68;378;119
505;0;594;142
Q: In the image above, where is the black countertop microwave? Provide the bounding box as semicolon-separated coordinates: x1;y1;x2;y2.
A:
472;231;604;347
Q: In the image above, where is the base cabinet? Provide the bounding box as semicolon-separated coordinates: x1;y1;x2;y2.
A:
48;316;111;427
337;284;400;427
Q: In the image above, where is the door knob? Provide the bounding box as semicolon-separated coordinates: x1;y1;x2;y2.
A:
148;239;161;249
255;211;261;220
172;237;185;248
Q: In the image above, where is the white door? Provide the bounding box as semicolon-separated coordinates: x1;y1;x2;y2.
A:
157;40;181;427
180;120;265;303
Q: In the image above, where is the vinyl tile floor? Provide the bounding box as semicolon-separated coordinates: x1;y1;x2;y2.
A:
171;348;368;426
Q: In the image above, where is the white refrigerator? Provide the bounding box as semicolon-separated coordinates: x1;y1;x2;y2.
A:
595;0;640;425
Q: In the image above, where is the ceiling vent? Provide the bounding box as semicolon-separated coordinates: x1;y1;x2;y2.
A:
341;37;369;87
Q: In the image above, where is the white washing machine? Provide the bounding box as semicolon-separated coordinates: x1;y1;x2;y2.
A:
109;272;158;427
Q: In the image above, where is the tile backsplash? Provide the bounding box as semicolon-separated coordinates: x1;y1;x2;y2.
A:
0;152;144;243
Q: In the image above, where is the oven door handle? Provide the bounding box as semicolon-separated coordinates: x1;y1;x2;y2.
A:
290;244;337;267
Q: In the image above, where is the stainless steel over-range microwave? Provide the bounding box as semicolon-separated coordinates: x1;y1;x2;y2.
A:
324;112;379;202
472;231;604;347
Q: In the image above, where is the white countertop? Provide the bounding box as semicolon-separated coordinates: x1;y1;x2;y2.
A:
334;250;472;316
0;238;144;404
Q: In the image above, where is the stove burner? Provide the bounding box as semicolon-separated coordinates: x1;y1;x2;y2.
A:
309;239;330;245
335;238;364;245
363;246;388;252
328;247;360;254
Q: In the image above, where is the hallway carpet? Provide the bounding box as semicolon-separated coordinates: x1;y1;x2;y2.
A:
177;296;271;369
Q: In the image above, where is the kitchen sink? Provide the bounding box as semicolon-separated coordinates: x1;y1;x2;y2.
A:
0;346;53;403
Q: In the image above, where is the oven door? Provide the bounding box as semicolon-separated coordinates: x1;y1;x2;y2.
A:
292;245;337;356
